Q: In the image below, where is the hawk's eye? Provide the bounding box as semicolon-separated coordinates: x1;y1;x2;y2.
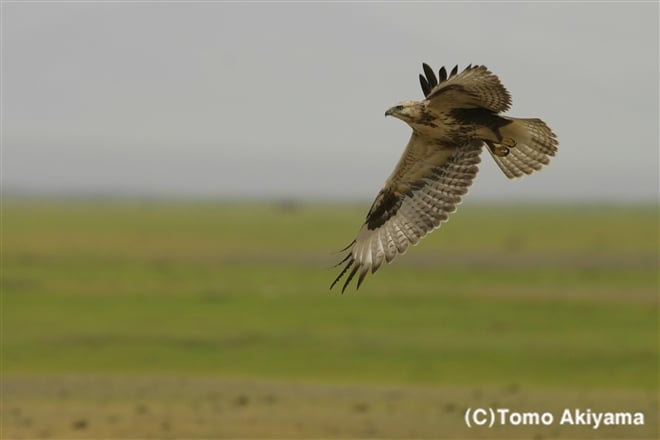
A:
395;105;404;111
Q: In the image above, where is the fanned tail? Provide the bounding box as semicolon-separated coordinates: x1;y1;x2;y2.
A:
487;117;558;179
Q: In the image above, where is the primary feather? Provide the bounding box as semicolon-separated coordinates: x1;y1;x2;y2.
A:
331;63;558;292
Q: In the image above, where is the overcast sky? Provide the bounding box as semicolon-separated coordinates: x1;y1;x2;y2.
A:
3;2;658;202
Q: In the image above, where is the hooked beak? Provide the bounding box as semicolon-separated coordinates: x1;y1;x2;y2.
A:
385;105;404;118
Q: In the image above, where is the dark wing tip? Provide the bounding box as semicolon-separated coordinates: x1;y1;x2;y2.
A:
330;254;354;292
419;74;431;97
342;264;360;293
337;239;356;253
438;66;447;82
450;65;458;77
422;63;438;88
333;251;352;268
331;242;368;293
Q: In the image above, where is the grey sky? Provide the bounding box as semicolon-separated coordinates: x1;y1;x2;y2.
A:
3;2;658;201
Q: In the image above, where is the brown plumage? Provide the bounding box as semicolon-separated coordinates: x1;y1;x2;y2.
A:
331;63;558;292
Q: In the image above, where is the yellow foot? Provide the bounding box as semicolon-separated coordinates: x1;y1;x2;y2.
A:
493;145;510;157
501;137;517;148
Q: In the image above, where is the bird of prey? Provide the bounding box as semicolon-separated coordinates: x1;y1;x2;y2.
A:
331;63;558;292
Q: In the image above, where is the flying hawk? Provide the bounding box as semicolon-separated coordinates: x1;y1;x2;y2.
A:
331;63;558;292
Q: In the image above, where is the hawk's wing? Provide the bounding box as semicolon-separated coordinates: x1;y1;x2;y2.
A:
419;64;511;113
331;136;483;292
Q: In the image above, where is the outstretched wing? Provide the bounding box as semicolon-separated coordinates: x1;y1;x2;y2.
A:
331;137;484;292
419;64;511;113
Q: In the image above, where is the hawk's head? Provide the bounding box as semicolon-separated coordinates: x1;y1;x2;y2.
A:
385;100;436;131
385;100;420;120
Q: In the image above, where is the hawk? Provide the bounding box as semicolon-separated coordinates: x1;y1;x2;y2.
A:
331;63;558;292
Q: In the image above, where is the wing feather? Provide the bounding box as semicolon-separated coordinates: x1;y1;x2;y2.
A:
380;223;397;263
331;137;483;292
438;66;447;82
391;222;408;253
422;63;438;89
424;64;512;113
419;75;431;97
419;63;438;97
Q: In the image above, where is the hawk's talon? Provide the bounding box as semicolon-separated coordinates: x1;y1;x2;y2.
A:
501;137;517;148
493;145;510;157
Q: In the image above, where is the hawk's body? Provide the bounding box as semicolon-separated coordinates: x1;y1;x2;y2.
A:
331;64;558;292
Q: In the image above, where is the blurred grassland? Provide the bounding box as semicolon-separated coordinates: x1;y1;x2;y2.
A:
3;200;658;390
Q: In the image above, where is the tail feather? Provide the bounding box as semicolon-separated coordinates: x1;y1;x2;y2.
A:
487;118;558;179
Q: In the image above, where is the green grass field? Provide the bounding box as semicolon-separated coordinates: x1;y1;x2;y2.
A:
2;200;658;438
